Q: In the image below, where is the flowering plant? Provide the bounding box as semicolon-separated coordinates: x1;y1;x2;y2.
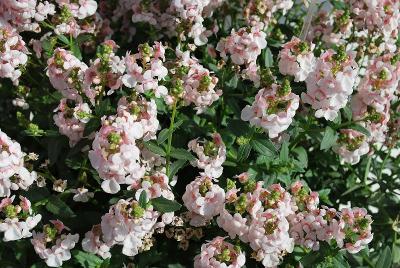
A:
0;0;399;267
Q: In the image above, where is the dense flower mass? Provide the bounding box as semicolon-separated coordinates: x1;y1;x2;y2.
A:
1;0;398;267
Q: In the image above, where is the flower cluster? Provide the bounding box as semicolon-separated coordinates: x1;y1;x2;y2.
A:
188;133;226;178
302;47;358;121
194;236;246;268
278;37;316;82
0;196;41;241
241;81;300;138
53;99;92;146
31;220;79;267
289;182;373;254
0;130;36;197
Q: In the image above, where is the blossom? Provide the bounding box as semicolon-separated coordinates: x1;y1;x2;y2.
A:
241;81;299;138
121;42;168;98
116;96;159;141
53;99;92;147
182;175;225;226
72;187;94;202
247;210;294;268
82;225;111;259
194;236;246;268
47;48;88;101
333;129;369;165
100;199;159;256
0;129;36;197
278;37;316;82
0;196;41;241
302;48;358;121
216;23;267;66
31;221;79;267
0;22;29;85
188;133;226;178
88;115;145;194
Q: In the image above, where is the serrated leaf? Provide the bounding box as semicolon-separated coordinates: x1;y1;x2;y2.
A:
251;139;276;156
376;246;392;268
143;141;166;157
237;143;251;162
320;126;337;150
95;99;111;117
347;123;371;137
170;148;196;161
139;191;147;208
168;159;187;178
157;129;169;144
151;197;181;212
73;250;103;268
46;195;76;218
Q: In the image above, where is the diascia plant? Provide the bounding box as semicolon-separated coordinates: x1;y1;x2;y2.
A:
0;0;399;267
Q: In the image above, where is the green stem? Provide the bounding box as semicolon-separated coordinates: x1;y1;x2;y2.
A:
166;102;177;177
378;148;391;181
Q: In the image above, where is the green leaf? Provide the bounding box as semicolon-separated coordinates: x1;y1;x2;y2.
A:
293;147;308;168
376;246;392;268
168;159;187;178
226;74;238;88
279;141;289;162
151;197;181;212
73;250;103;268
157;129;169;144
83;119;100;136
95;99;111;117
143;141;166;157
347;123;371;137
320;126;337;150
227;119;251;136
139;191;147;208
251;139;276;156
264;47;273;67
170;148;196;161
71;41;82;60
237;143;251;162
57;34;70;45
318;189;333;205
342;106;352;121
46;195;76;218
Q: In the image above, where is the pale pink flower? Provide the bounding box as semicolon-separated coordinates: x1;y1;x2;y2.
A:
194;236;246;268
117;96;159;141
278;37;316;82
247;210;294;268
0;129;36;197
82;225;111;259
333;129;369;165
47;48;88;101
53;99;92;147
241;83;299;138
182;175;225;226
302;49;358;121
88;115;145;194
72;187;94;202
0;196;41;241
216;23;267;66
188;133;226;178
31;221;79;267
